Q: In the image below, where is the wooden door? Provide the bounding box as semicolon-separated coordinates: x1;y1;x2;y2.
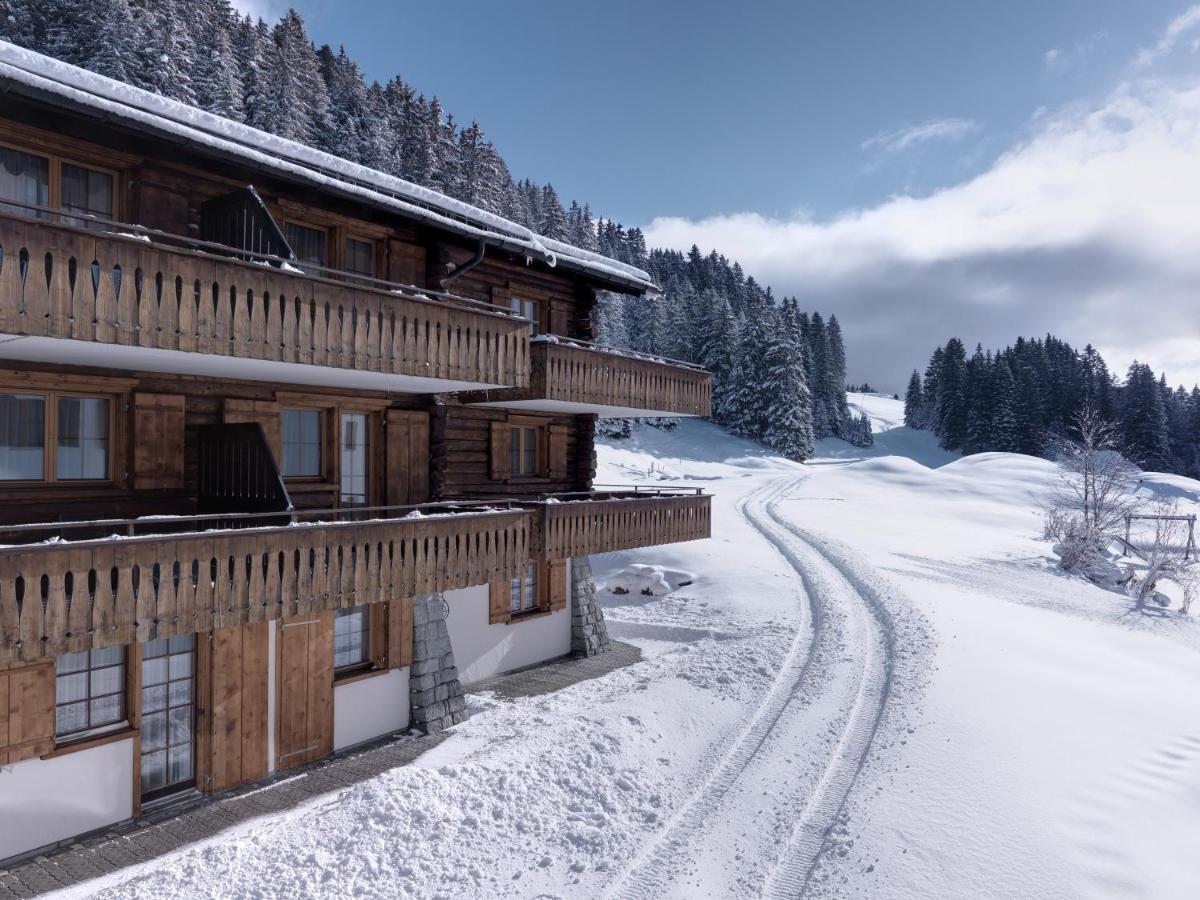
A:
386;409;430;506
205;621;269;793
276;612;334;772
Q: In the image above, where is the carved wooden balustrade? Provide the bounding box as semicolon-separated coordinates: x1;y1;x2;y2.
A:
0;507;530;667
537;341;711;416
463;339;712;417
529;490;711;559
0;211;528;388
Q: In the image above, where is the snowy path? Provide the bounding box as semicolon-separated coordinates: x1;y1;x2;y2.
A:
605;474;895;899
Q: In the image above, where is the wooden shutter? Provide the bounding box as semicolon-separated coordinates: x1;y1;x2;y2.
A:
276;612;334;772
548;559;568;611
549;302;569;336
490;420;511;482
0;662;55;764
223;399;281;464
488;580;512;625
132;393;186;490
386;410;430;507
388;596;414;668
547;424;569;481
208;621;270;792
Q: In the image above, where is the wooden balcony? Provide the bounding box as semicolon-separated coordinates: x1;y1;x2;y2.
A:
0;210;528;392
0;505;529;667
462;338;712;417
528;489;712;559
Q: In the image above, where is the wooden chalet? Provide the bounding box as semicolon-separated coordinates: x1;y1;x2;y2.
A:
0;43;712;862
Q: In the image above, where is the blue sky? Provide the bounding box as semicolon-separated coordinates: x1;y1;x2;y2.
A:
240;1;1200;390
244;0;1180;223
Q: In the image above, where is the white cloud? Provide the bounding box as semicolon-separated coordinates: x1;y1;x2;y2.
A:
1135;5;1200;67
1043;31;1106;72
645;80;1200;391
861;118;979;154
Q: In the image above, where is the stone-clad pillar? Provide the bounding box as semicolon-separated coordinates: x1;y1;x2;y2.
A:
409;593;467;733
570;556;611;658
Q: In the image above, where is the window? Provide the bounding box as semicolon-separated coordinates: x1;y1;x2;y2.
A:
140;635;195;795
55;646;127;741
61;162;114;228
509;297;540;334
344;236;375;281
56;396;110;480
510;563;540;613
0;394;45;480
0;146;49;217
281;408;323;477
340;412;369;512
334;606;370;670
510;426;540;476
284;222;327;276
0;392;110;482
0;144;114;226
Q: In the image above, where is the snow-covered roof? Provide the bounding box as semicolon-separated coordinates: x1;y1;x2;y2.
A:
0;41;656;294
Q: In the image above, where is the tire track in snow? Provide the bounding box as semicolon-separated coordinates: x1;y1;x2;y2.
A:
603;476;822;900
604;475;898;899
758;485;897;898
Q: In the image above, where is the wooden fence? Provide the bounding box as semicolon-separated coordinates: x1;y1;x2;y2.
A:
0;213;528;388
0;510;529;666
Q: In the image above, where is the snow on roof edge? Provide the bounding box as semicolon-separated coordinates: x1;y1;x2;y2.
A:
0;41;656;294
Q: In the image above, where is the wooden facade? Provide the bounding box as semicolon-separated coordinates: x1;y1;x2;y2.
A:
0;66;713;859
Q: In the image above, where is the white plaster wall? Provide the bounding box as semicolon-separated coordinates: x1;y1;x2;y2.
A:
444;582;572;686
0;737;135;861
333;668;410;752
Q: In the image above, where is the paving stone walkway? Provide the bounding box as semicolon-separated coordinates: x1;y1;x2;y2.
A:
0;642;641;898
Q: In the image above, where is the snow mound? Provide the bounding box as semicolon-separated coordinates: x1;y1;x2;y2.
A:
603;564;695;597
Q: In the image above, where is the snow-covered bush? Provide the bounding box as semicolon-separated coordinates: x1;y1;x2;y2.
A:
1045;405;1141;571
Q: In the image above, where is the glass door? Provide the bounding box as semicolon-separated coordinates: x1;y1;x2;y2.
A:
340;412;369;518
140;635;196;801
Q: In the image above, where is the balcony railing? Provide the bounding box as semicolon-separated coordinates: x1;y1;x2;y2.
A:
462;337;713;417
0;204;529;389
492;488;711;559
0;503;529;667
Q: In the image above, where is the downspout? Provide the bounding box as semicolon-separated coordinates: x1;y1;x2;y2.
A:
439;238;488;289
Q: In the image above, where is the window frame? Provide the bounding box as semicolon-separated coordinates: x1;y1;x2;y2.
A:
54;646;130;746
280;407;327;481
282;219;329;276
509;423;543;478
343;233;378;282
333;605;373;675
0;138;119;223
0;388;118;485
505;561;551;621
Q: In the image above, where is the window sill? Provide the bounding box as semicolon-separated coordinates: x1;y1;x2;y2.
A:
508;607;552;624
334;665;387;686
45;725;137;759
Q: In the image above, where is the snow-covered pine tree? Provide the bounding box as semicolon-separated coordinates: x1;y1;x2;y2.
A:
189;0;243;117
826;315;852;434
762;306;815;461
990;361;1019;452
538;184;568;240
903;370;923;429
936;338;969;450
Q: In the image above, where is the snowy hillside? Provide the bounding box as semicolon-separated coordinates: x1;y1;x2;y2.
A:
59;398;1200;900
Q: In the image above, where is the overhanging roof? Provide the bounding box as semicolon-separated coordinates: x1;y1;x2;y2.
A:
0;41;656;295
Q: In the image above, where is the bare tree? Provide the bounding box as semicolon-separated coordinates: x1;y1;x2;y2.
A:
1045;404;1141;569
